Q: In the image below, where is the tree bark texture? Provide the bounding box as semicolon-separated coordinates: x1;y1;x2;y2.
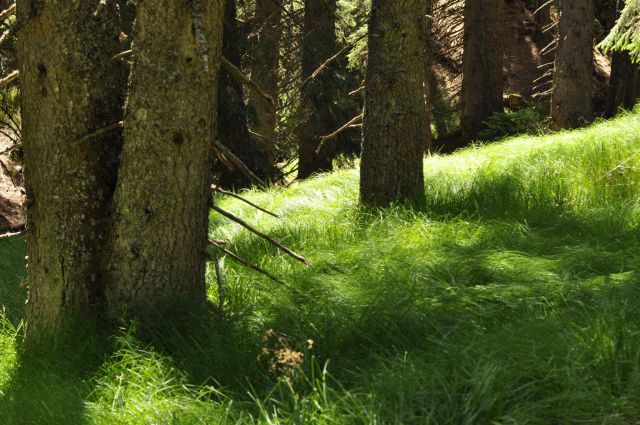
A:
550;0;594;130
460;0;505;142
16;0;126;338
105;0;223;316
298;0;338;179
248;0;282;169
360;0;427;208
218;0;270;188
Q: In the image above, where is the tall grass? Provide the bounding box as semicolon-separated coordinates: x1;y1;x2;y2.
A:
2;110;640;423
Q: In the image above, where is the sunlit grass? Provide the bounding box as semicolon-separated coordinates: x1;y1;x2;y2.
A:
2;109;640;423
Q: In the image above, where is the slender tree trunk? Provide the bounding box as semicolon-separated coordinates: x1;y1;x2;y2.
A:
360;0;427;208
16;0;126;339
550;0;594;130
105;0;223;316
460;0;505;142
248;0;282;171
297;0;338;179
218;0;269;189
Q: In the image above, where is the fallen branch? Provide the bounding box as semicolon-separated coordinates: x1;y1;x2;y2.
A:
213;139;266;188
221;56;273;104
212;185;280;218
315;113;363;155
0;70;18;86
212;204;313;267
208;238;292;288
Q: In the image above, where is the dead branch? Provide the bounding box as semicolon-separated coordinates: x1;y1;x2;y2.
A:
213;139;266;188
212;204;313;267
221;56;273;104
212;185;280;218
0;3;15;22
75;121;123;144
208;238;293;288
0;70;18;86
112;49;133;61
315;113;363;155
0;228;25;240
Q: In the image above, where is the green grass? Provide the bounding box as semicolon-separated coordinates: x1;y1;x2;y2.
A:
3;109;640;423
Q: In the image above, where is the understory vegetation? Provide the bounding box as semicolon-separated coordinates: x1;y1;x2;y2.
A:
2;109;640;424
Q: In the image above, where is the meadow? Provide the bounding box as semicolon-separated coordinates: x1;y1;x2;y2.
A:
2;110;640;424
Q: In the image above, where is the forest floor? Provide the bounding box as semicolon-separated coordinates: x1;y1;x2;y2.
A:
2;109;640;423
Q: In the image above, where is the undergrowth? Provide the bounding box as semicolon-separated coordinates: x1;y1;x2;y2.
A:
2;109;640;423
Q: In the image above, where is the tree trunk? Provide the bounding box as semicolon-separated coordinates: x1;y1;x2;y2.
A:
605;0;640;117
607;51;640;116
105;0;223;316
460;0;505;142
248;0;282;171
218;0;270;189
16;0;126;339
297;0;338;179
550;0;594;130
360;0;427;208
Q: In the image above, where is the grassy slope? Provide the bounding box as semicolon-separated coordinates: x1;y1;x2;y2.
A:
2;110;640;423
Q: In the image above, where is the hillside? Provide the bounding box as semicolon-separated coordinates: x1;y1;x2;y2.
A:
2;110;640;423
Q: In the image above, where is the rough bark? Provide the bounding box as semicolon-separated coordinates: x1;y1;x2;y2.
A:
16;0;126;339
105;0;223;316
460;0;505;142
248;0;282;170
550;0;594;130
360;0;427;208
218;0;270;189
297;0;338;179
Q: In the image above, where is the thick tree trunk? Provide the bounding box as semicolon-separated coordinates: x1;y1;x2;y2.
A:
105;0;223;316
550;0;594;130
460;0;505;142
360;0;427;208
248;0;282;170
297;0;338;179
16;0;125;339
218;0;270;189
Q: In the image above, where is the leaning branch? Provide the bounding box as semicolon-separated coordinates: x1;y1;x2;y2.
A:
0;3;16;22
0;70;18;86
212;204;313;267
208;238;292;288
221;56;273;104
0;228;25;240
212;185;280;218
213;139;266;188
315;113;363;154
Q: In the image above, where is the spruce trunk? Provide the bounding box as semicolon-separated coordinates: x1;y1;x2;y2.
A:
550;0;594;130
298;0;338;179
105;0;223;316
460;0;505;143
16;0;125;339
249;0;282;170
359;0;427;208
